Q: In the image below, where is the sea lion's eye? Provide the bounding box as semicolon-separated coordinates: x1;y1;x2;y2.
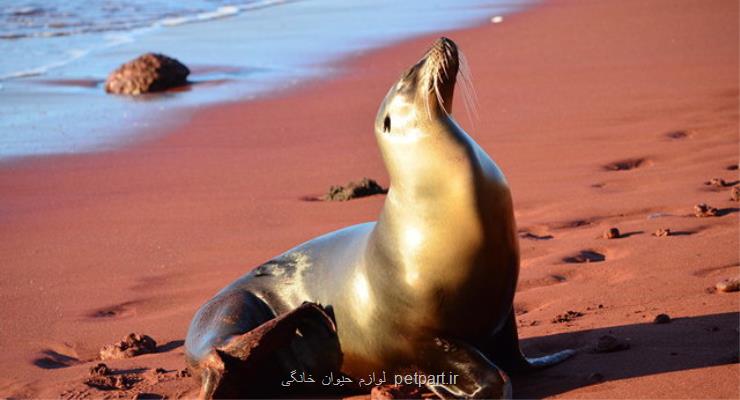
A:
383;115;391;133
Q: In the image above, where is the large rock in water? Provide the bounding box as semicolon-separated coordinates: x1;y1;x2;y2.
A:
105;53;189;95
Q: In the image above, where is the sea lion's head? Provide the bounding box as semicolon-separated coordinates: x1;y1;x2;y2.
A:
374;37;477;191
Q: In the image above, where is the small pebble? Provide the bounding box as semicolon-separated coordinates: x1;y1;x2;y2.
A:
89;363;111;377
704;178;729;187
653;228;671;237
491;16;504;23
715;277;740;293
603;228;620;239
593;334;630;353
731;186;739;202
694;203;718;217
654;313;671;324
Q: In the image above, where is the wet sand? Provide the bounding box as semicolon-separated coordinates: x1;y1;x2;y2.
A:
0;0;738;398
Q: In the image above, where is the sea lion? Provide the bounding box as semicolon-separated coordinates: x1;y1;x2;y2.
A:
185;37;574;399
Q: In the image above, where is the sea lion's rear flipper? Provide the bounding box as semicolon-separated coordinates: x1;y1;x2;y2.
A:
196;302;340;399
417;337;511;399
481;310;575;374
194;352;225;400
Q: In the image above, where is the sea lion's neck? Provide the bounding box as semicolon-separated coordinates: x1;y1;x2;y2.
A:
371;126;486;285
380;116;473;187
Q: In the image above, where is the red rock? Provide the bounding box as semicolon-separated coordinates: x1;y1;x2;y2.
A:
653;228;671;237
105;53;189;95
603;227;620;239
593;334;630;353
321;178;387;201
693;203;718;217
715;277;740;293
99;333;157;360
653;313;671;324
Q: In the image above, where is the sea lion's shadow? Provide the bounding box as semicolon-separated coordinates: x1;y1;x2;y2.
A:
512;311;739;399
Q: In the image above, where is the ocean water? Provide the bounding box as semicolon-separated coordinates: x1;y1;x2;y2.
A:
0;0;529;159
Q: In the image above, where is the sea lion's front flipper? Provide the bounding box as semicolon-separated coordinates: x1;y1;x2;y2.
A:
417;337;511;399
481;310;575;374
196;302;340;399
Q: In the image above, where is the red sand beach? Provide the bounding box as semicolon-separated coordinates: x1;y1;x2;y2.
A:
1;0;738;398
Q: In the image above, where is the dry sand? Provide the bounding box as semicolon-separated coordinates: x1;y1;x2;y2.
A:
0;0;737;398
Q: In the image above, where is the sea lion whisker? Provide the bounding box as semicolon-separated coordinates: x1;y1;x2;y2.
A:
435;79;446;114
425;77;433;119
457;51;479;126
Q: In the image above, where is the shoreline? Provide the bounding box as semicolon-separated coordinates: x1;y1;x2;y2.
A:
0;0;524;161
1;0;738;398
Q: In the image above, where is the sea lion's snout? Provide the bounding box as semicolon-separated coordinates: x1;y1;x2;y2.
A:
428;37;460;77
421;37;460;114
393;37;459;104
376;37;475;139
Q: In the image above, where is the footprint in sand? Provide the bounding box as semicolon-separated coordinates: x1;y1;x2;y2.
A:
563;250;606;264
550;215;640;231
692;263;740;278
550;218;596;230
602;157;651;171
519;231;554;240
87;301;137;319
518;274;569;292
665;130;691;140
33;348;81;369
